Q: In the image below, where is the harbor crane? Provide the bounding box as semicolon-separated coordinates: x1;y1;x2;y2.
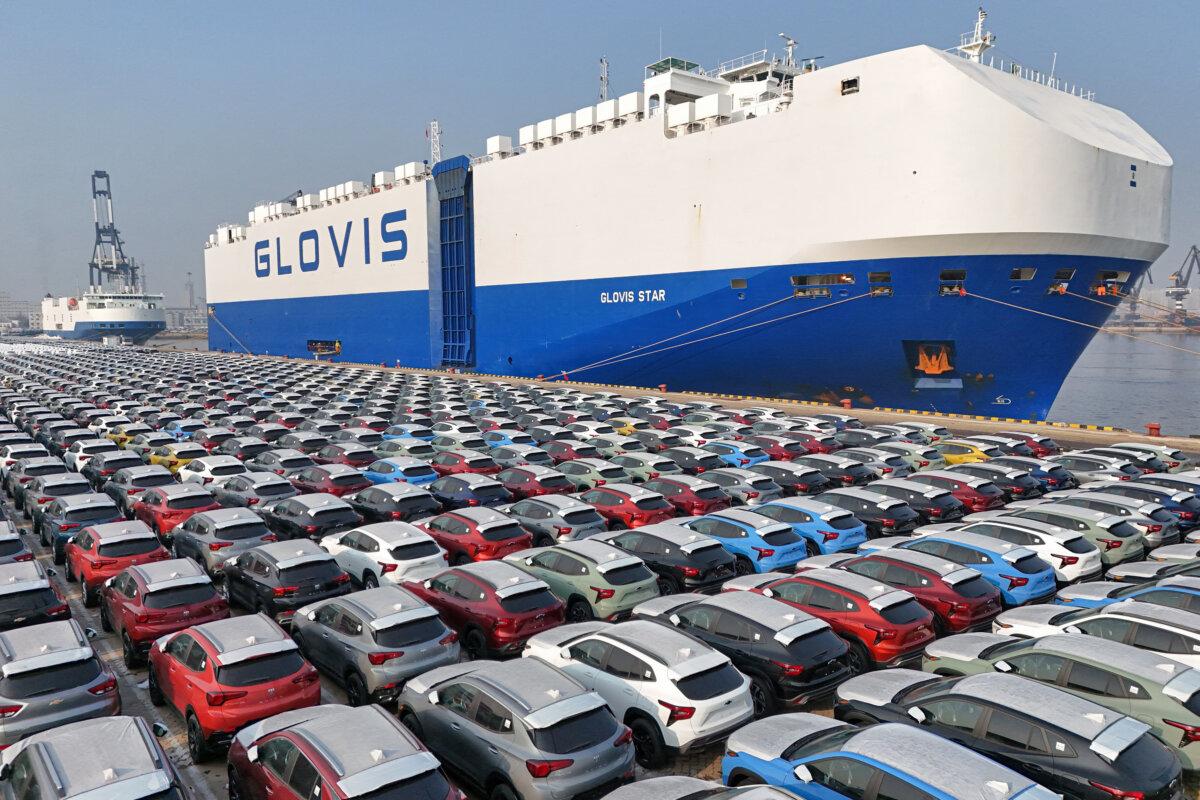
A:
88;171;141;291
1166;244;1198;323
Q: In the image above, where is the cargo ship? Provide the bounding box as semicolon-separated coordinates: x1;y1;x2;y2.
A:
203;11;1172;419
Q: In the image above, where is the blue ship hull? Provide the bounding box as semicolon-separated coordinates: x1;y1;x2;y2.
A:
45;320;165;345
208;252;1148;420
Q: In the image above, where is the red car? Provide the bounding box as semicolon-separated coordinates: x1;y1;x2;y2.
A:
996;431;1063;457
907;470;1006;512
474;416;507;432
148;613;321;761
577;483;676;528
404;560;564;658
348;415;389;432
778;431;843;454
193;427;236;453
642;475;730;516
824;550;1002;634
645;413;683;431
418;508;533;564
726;567;936;671
266;411;305;429
429;448;502;477
745;434;807;462
494;465;573;499
228;704;463;800
312;443;375;468
66;519;171;606
133;483;222;536
542;439;601;464
290;464;372;497
100;557;230;667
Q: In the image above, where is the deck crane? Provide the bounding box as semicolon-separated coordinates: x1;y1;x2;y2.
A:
1166;245;1198;324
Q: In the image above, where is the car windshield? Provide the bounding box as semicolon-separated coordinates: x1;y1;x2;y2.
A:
167;495;212;510
604;563;654;585
1106;521;1141;538
215;650;304;686
144;583;218;609
0;657;101;699
132;474;175;489
278;562;342;584
479;522;525;542
0;587;56;614
674;662;743;701
0;540;21;557
311;508;358;524
389;540;441;560
529;707;617;754
562;509;603;525
634;496;670;511
374;617;446;647
211;464;244;476
97;538;159;557
66;505;119;522
358;769;453;800
498;587;558;613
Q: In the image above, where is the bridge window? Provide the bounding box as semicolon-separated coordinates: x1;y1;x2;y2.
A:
868;272;892;284
730;278;747;290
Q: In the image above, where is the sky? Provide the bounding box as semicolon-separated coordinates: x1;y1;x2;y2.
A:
1;1;1197;307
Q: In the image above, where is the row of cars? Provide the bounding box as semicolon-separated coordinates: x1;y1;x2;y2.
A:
0;342;1195;800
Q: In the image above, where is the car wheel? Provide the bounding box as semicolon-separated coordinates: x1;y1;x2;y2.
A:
846;639;873;674
52;546;65;566
362;571;379;589
82;581;98;608
187;713;211;763
463;628;488;660
345;672;369;707
65;564;76;583
227;765;245;800
566;599;593;623
534;534;555;548
749;676;776;717
99;603;113;632
399;710;424;739
804;539;820;558
656;574;681;596
730;772;765;787
147;668;165;706
489;783;519;800
734;557;754;576
451;553;471;566
122;633;142;669
630;717;667;769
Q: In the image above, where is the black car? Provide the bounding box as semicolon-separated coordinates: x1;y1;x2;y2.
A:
833;671;1182;800
634;591;851;716
245;423;290;443
211;471;300;508
814;487;921;538
101;465;177;516
749;462;832;496
659;446;726;476
869;478;966;524
258;494;363;540
427;474;512;510
275;431;329;455
597;525;736;594
990;455;1079;490
947;463;1046;501
221;539;351;624
81;450;145;490
791;454;875;486
244;447;315;478
0;561;70;631
346;483;442;523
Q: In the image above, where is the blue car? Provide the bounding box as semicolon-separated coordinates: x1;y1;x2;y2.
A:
754;497;868;555
482;429;537;449
428;473;513;510
382;424;435;441
1104;480;1200;530
1054;576;1200;609
36;492;125;563
162;420;205;441
721;715;1054;800
989;455;1079;491
362;457;438;486
702;440;770;468
679;508;810;574
861;530;1057;606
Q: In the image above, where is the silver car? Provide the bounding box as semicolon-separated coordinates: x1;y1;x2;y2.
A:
502;494;609;545
244;447;315;478
171;507;277;576
836;446;914;479
210;470;300;510
0;619;120;746
704;467;783;506
398;657;634;800
491;443;554;468
293;585;459;706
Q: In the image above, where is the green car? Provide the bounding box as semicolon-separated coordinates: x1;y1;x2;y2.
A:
585;435;648;460
506;539;660;622
608;452;683;483
875;441;948;471
922;632;1200;769
994;503;1145;566
556;458;631;491
373;437;436;460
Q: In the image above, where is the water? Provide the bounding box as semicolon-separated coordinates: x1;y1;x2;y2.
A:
1050;332;1200;436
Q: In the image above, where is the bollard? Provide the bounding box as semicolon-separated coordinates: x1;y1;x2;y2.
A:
658;384;667;393
840;399;852;409
536;375;544;381
1146;422;1161;438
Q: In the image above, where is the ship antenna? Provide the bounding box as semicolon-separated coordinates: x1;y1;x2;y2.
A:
778;33;797;68
957;7;995;63
428;119;442;165
598;56;609;102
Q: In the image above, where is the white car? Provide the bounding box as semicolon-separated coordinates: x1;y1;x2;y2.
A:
523;619;754;767
955;518;1103;583
63;438;120;472
665;425;721;447
86;415;129;436
1148;543;1200;563
993;600;1200;667
0;443;48;479
319;521;447;586
178;454;248;487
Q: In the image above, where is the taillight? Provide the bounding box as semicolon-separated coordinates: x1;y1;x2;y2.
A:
0;705;22;718
864;623;896;644
591;586;615;602
613;725;633;747
594;479;606;487
377;562;397;574
1145;524;1162;533
820;530;840;542
744;491;759;499
678;565;701;577
1000;574;1028;589
59;522;80;531
274;468;285;475
770;659;806;677
292;670;320;686
46;602;68;617
658;700;696;726
1056;555;1079;566
880;467;892;474
92;558;118;568
525;759;573;779
88;677;118;696
1088;781;1145;800
262;534;278;542
880;517;897;527
439;631;458;645
1164;718;1200;746
12;553;32;562
928;506;943;517
368;650;404;665
247;497;260;505
467;498;480;506
208;541;232;551
751;547;775;560
303;524;319;534
1179;511;1196;521
647;472;659;479
206;689;248;706
555;526;572;536
1098;538;1123;551
696;439;706;445
272;585;299;597
918;460;929;467
333;573;351;585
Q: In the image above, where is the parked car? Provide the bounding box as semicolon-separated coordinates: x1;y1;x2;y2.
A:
428;473;513;509
813;487;921;538
641;474;731;516
596;523;737;594
502;494;608;545
419;507;534;564
171;507;279;576
221;540;352;625
345;481;443;523
507;539;660;622
576;483;676;529
678;508;810;575
752;497;869;555
319;521;447;586
36;493;125;564
0;560;69;631
258;493;363;541
65;519;171;606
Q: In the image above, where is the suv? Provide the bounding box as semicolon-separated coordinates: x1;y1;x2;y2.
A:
259;493;363;540
659;446;726;475
396;657;635;800
790;454;875;486
100;464;176;516
244;447;315;478
403;560;564;658
320;521;447;586
508;539;659;622
950;462;1045;500
346;482;442;523
0;620;120;746
221;540;352;625
632;591;851;715
132;483;221;540
0;561;68;631
419;507;533;564
869;478;966;524
753;497;870;555
525;619;754;767
907;469;1006;512
36;493;124;564
65;519;171;606
678;508;809;575
992;503;1145;566
22;473;92;527
955;518;1104;584
641;475;731;516
814;487;921;538
1048;491;1182;547
502;494;608;545
576;483;675;528
596;524;737;594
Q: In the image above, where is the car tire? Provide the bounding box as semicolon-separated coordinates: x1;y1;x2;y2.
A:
489;783;519;800
38;525;48;548
362;571;379;589
566;598;593;623
534;534;555;548
656;574;681;596
804;539;820;558
227;765;246;800
729;772;765;787
451;553;471;566
463;628;488;660
122;633;141;669
346;671;369;707
733;557;754;577
846;639;873;674
399;709;424;739
630;716;667;769
99;604;113;632
187;712;211;763
147;668;165;706
82;580;98;608
65;564;77;583
749;676;776;717
53;546;65;566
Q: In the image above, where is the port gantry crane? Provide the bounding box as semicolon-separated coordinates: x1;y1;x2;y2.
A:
1166;245;1198;324
88;170;142;292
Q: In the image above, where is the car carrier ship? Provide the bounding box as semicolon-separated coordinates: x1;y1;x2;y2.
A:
203;11;1172;420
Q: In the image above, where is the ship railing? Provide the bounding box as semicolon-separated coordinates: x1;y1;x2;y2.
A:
713;49;770;76
946;48;1094;100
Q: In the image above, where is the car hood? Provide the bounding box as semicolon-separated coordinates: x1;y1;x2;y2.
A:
924;632;1010;662
1150;543;1200;563
836;669;939;708
1056;581;1126;602
994;604;1075;628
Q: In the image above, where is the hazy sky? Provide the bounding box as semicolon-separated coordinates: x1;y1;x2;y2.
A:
2;1;1197;307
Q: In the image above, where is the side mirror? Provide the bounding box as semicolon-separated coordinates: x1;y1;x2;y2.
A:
428;690;440;706
84;628;98;640
105;577;115;588
994;660;1012;673
306;611;318;621
245;744;259;763
761;588;774;598
152;722;169;738
668;613;681;626
560;646;572;660
423;580;433;590
524;557;534;566
792;765;813;783
45;567;57;576
1062;625;1081;635
907;707;928;724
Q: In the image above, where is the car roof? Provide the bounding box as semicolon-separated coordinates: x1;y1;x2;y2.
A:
194;507;264;527
597;619;727;673
130;558;209;592
920;529;1029;556
437;658;601;727
1027;502;1122;523
862;549;982;581
56;492;117;510
558;539;642;569
1030;634;1200;688
192;613;296;664
355;521;432;545
522;494;591;511
449;506;516;526
0;619;91;675
1101;601;1200;636
822;487;904;506
86;520;157;542
793;568;913;608
697;592;826;638
876;479;950;497
254;539;333;568
632;523;722;549
0;561;49;596
726;713;848;761
710;508;780;528
154;482;210;498
952;672;1138;742
292;493;351;510
34;472;91;486
339;585;438;627
456;560;549;596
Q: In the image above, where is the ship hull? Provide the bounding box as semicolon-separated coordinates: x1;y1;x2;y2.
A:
44;319;166;344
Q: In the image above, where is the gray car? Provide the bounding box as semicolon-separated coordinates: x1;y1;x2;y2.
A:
375;437;438;460
244;447;315;478
23;472;92;527
705;467;783;506
0;619;120;746
0;715;192;800
0;521;32;567
503;494;609;545
608;452;683;483
171;507;278;576
100;464;176;517
210;470;300;510
398;657;634;800
836;447;914;479
491;443;554;468
293;585;459;706
558;458;631;491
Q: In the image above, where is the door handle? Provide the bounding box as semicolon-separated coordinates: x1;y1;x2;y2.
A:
450;723;461;731
488;746;499;754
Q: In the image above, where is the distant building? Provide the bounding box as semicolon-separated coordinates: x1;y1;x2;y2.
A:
0;292;35;328
164;307;207;330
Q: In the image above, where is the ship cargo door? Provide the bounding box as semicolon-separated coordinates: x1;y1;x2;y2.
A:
432;156;476;368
